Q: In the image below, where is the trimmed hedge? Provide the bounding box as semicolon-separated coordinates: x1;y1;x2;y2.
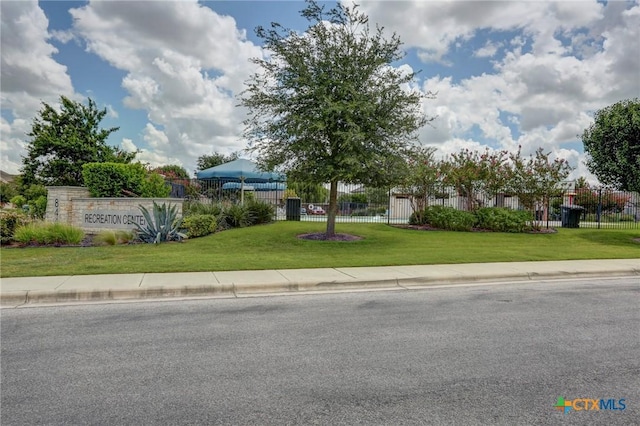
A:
182;214;218;238
410;206;533;233
475;207;532;233
82;162;170;198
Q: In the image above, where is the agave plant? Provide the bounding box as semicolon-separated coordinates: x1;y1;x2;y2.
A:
134;202;186;243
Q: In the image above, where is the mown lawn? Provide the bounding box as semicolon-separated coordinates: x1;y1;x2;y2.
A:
0;222;638;277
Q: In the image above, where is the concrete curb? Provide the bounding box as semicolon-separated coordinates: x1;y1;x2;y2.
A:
2;264;638;307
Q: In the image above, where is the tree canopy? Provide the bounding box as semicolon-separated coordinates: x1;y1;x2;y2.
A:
21;96;135;187
196;151;240;172
239;0;432;236
152;165;190;179
581;98;640;192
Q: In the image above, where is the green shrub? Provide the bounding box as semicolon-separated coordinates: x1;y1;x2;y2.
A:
93;230;135;246
221;203;251;228
0;210;31;244
13;222;84;245
28;195;48;219
83;162;145;197
410;205;476;231
24;184;47;201
140;172;171;198
134;202;185;243
9;195;27;208
246;199;274;225
83;162;170;198
0;182;18;204
183;200;224;216
474;208;532;233
182;214;218;238
427;206;476;231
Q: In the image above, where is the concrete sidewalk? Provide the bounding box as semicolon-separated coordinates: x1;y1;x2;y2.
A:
1;259;639;307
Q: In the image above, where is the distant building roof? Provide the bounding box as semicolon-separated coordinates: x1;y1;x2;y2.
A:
0;170;17;183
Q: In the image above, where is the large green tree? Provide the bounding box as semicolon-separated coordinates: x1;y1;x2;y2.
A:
239;1;432;236
581;98;640;192
21;96;135;187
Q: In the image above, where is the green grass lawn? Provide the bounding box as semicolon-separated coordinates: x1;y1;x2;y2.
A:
1;222;638;277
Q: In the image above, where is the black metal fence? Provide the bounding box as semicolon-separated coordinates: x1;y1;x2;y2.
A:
169;179;640;229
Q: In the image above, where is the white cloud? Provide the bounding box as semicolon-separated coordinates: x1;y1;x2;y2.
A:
0;0;77;174
474;40;502;58
106;104;118;119
2;0;638;186
359;0;639;184
67;0;263;171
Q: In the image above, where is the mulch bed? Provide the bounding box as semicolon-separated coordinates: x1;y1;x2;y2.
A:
297;232;363;241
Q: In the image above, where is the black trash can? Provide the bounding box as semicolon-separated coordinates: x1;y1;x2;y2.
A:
286;197;301;221
560;205;584;228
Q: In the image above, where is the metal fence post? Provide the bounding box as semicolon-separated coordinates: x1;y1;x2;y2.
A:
387;188;391;225
597;188;602;229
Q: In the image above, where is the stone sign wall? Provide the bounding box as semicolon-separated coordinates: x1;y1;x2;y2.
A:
45;186;183;232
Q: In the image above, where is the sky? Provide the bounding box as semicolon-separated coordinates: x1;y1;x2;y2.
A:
1;0;639;181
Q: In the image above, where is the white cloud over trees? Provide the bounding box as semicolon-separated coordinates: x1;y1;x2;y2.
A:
1;0;638;184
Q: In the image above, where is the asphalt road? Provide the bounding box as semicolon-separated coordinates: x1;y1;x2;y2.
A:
2;277;639;425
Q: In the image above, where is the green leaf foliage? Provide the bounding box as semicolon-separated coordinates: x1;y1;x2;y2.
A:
239;1;433;236
181;214;218;238
246;199;275;225
82;163;169;198
581;98;640;192
0;182;18;204
21;96;136;187
286;181;329;203
13;222;84;246
409;205;476;232
152;165;190;179
9;195;26;208
410;206;533;233
140;172;171;198
196;152;240;172
0;210;31;244
134;202;185;244
220;204;251;229
183;200;224;217
474;208;533;233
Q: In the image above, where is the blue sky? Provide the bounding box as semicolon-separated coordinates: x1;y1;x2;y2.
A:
2;0;639;181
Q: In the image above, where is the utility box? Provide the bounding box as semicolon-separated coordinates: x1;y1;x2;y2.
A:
286;197;301;221
561;205;584;228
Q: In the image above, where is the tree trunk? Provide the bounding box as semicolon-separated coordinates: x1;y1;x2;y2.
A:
326;180;338;237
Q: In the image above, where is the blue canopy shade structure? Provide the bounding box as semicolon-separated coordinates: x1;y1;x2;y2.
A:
196;159;285;183
222;182;286;191
196;159;285;204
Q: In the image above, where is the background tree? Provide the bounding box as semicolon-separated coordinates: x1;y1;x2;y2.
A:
196;151;240;172
21;96;135;187
152;165;190;179
396;146;441;221
581;98;640;192
287;181;329;204
508;147;572;222
239;1;432;237
441;148;510;211
575;176;590;190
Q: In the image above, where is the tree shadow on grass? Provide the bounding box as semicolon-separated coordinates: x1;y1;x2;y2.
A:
574;230;640;248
